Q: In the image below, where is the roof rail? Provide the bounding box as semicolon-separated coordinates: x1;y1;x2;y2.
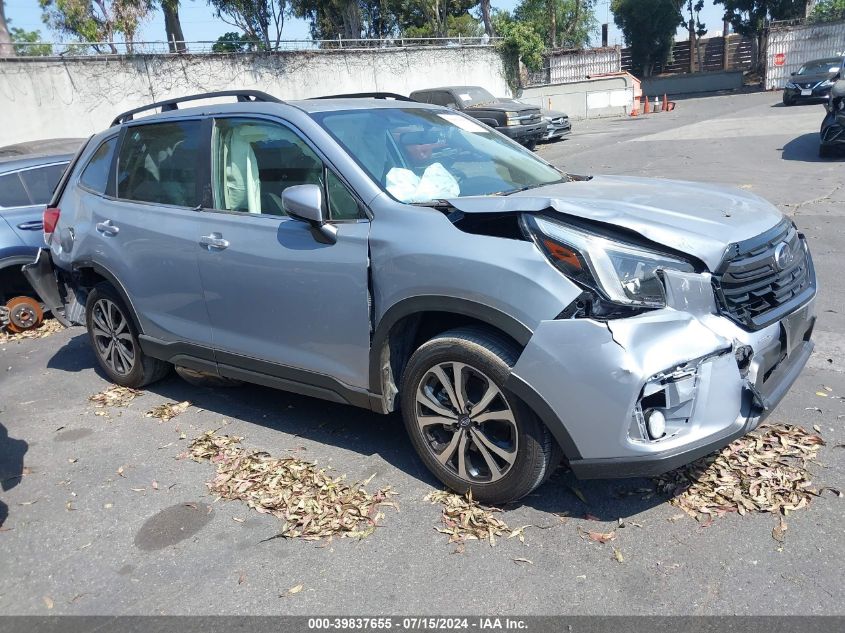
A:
110;90;282;127
310;92;414;102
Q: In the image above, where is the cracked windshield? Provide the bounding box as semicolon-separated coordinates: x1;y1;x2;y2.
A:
313;108;564;203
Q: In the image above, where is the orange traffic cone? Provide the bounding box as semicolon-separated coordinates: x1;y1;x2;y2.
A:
630;98;639;116
643;96;651;114
662;94;669;112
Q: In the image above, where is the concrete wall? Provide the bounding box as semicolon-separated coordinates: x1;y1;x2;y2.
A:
0;47;509;146
520;75;635;119
640;70;743;97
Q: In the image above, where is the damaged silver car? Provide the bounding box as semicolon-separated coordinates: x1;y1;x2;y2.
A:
25;91;817;503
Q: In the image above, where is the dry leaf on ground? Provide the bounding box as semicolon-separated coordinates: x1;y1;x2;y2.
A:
654;423;826;521
188;430;243;462
146;400;191;421
189;431;396;540
0;319;64;343
425;489;510;547
89;385;141;408
578;527;616;544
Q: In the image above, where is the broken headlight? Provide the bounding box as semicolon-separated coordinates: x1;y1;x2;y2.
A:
523;215;694;307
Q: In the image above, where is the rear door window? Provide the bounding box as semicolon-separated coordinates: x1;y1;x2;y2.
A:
18;163;68;205
0;172;30;207
117;121;202;207
79;137;118;194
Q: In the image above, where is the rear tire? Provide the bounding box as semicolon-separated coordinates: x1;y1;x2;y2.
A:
85;283;170;388
399;326;557;504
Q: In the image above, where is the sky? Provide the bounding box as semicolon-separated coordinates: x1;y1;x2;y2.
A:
3;0;729;48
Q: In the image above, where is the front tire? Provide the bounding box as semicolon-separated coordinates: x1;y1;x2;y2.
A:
400;326;557;504
85;283;170;388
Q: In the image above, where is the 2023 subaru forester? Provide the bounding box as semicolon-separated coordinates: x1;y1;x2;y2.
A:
25;90;817;503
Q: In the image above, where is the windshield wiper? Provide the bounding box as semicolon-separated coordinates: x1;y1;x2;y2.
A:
500;178;570;196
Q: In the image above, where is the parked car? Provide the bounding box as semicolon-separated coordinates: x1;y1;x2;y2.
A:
409;86;545;149
25;91;816;503
540;108;571;141
819;79;845;157
783;56;843;105
0;143;81;331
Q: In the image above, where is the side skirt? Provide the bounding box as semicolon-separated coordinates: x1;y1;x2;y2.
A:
138;335;379;412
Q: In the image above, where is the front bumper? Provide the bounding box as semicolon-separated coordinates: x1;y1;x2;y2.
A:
500;122;545;143
784;84;831;102
542;121;572;141
507;268;817;479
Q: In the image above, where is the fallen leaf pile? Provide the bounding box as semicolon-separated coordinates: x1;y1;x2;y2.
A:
425;489;519;547
146;400;191;421
188;431;397;540
0;319;64;342
89;385;141;408
188;430;243;462
654;423;829;521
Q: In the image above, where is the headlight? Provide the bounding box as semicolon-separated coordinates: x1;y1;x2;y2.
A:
785;82;798;89
523;215;695;307
505;111;521;126
821;79;834;88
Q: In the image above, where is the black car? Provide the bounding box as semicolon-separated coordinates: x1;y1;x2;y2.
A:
783;57;842;105
409;86;545;149
819;79;845;157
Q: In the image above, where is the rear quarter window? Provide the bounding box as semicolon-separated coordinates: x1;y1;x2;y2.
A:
19;163;68;205
79;137;118;194
0;172;30;207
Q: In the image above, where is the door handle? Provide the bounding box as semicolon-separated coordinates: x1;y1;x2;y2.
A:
95;220;120;236
200;233;229;250
17;221;43;231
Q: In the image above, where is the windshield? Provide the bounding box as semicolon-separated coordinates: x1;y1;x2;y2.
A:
797;59;840;75
454;87;497;106
311;108;565;204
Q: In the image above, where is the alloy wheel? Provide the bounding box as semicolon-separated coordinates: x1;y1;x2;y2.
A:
414;361;518;484
91;298;135;376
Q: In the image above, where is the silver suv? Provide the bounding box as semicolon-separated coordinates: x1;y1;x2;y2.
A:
26;90;817;503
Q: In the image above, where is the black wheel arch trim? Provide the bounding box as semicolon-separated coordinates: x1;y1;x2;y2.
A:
504;373;582;461
368;295;534;395
73;260;145;335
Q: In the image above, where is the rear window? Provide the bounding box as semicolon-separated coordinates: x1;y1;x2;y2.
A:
79;137;117;194
117;121;202;207
0;172;30;207
19;163;67;204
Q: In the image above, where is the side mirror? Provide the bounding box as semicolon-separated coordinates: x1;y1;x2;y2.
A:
282;184;337;244
790;71;796;76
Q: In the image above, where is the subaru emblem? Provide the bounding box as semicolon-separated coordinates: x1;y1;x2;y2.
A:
773;241;794;270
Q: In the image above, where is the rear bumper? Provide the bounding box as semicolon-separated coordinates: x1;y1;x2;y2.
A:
21;248;71;326
820;112;845;146
507;268;817;480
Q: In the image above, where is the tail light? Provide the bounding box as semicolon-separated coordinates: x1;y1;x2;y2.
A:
43;207;60;245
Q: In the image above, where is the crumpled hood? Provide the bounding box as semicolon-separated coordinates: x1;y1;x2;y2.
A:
446;175;785;270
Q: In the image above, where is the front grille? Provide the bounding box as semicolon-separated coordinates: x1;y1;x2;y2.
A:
712;220;814;330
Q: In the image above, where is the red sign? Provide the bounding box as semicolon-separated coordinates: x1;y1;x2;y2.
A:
774;53;786;67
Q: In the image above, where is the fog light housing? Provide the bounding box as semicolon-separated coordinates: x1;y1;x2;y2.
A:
645;409;666;439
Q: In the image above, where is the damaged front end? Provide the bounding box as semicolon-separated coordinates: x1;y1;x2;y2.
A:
504;213;817;479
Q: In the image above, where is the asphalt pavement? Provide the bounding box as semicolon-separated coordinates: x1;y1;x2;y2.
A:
0;90;843;615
